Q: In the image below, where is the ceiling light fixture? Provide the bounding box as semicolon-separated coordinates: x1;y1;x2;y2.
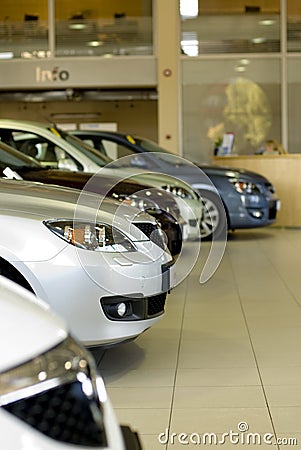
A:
252;37;267;44
69;23;87;30
87;41;103;47
259;19;275;26
181;39;199;56
235;66;246;72
0;52;14;60
180;0;198;17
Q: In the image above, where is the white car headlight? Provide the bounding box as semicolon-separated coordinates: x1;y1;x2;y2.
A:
123;195;158;211
119;193;182;222
44;219;136;252
161;185;194;199
0;335;107;447
229;179;261;195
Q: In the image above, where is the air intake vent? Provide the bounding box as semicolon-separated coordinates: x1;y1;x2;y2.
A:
3;381;106;447
134;222;165;249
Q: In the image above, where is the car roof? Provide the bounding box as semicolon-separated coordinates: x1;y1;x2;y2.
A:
73;129;128;138
0;119;52;130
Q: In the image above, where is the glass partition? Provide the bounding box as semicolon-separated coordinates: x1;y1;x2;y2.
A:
0;0;49;59
288;58;301;152
180;0;280;55
287;0;301;51
0;0;153;59
55;0;153;57
182;58;281;162
55;16;153;57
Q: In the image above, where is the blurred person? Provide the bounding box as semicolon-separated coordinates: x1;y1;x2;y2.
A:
262;139;287;155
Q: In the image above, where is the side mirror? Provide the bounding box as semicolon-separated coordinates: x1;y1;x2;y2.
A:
58;157;78;171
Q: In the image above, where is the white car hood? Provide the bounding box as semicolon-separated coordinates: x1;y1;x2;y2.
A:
0;178;156;243
0;277;67;372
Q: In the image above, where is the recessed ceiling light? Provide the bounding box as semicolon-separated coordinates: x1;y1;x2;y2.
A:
252;37;267;44
259;19;275;26
235;66;246;72
240;59;250;65
0;52;14;59
180;0;198;17
69;23;87;30
87;41;103;47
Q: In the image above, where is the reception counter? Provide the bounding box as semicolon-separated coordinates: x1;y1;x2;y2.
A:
214;154;301;227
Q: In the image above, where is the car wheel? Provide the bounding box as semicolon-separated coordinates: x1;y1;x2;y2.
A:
198;190;227;241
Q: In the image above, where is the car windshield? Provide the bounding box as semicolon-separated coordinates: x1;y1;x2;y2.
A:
131;136;188;166
53;128;114;167
0;142;41;169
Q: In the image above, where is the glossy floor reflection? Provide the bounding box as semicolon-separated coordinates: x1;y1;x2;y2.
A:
92;228;301;449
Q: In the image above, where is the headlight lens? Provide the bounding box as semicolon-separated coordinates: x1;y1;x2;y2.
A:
0;335;107;447
230;179;261;194
0;336;95;403
44;220;136;252
124;195;157;211
119;193;182;221
161;185;194;199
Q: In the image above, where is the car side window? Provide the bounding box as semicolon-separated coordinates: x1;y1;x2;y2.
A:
101;139;136;160
6;131;81;170
80;136;107;155
11;132;59;167
81;138;95;149
0;130;16;149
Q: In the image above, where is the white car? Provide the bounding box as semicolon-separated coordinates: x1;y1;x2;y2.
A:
131;172;202;241
0;178;174;346
0;119;202;240
0;276;142;450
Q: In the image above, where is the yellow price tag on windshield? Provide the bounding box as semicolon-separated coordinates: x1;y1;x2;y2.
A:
126;135;136;145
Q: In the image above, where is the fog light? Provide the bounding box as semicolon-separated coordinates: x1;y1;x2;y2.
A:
117;302;127;317
250;210;263;218
101;296;142;321
106;301;131;319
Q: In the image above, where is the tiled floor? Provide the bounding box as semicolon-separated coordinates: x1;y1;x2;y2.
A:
92;228;301;449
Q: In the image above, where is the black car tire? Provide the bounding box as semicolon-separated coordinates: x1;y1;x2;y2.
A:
198;190;228;241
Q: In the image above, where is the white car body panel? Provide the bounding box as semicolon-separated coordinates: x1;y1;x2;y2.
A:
0;276;131;449
0;178;173;346
0;276;66;372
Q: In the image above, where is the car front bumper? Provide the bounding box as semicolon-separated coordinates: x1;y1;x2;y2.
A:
121;426;143;450
228;194;280;229
15;242;174;346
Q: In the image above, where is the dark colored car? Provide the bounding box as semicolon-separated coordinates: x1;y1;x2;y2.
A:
0;140;182;259
72;130;280;239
